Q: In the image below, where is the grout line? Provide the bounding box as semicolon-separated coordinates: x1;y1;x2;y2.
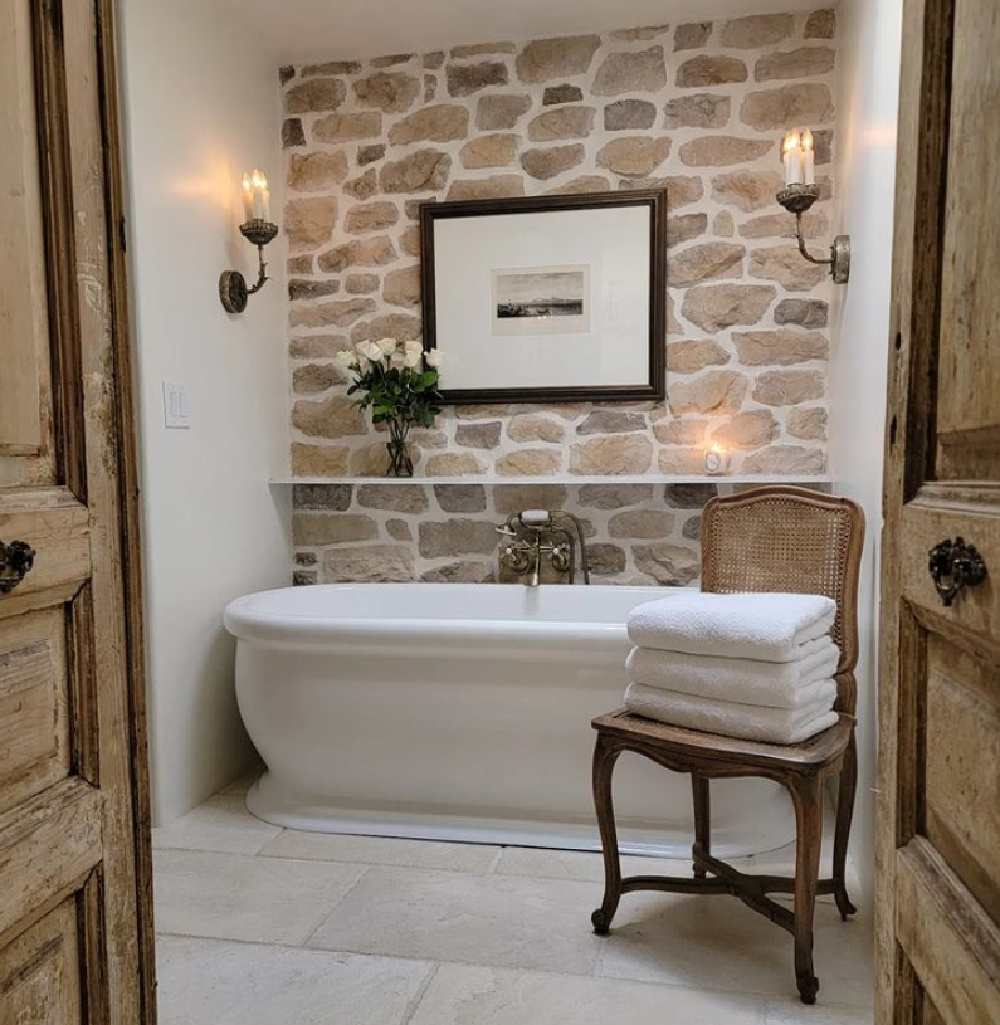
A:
399;964;440;1025
485;847;505;875
299;864;374;948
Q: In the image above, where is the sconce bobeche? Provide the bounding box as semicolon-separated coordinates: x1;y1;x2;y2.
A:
220;169;279;314
776;130;850;285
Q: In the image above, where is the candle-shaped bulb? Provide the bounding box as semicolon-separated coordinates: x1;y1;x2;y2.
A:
800;129;815;185
241;169;270;223
782;131;802;186
241;171;254;222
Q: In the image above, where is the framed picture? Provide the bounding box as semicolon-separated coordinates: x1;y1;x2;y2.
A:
419;190;666;404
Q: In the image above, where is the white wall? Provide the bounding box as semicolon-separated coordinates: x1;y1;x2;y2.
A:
830;0;904;907
121;0;291;825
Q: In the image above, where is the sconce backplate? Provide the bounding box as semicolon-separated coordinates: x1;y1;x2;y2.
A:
832;235;851;284
219;270;249;314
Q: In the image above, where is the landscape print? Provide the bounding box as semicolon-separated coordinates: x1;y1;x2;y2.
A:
492;265;590;336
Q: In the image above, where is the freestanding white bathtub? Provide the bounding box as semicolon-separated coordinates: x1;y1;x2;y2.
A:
225;583;795;857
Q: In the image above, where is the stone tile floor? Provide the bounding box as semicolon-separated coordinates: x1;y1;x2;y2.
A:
153;779;874;1025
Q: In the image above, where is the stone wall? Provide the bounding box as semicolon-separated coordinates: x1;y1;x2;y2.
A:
280;10;838;583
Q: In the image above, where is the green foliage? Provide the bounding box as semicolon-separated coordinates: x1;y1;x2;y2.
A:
346;360;443;435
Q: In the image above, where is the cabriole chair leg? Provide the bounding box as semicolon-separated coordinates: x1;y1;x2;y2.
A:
591;734;622;935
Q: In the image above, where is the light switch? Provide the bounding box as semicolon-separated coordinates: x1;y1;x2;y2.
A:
162;381;192;429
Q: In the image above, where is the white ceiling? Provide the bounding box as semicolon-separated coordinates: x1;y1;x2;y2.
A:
219;0;823;65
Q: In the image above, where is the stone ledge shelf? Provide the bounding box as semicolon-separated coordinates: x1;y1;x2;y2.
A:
269;474;835;486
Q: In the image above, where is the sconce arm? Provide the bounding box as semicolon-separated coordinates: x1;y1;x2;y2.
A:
794;211;834;267
246;243;270;296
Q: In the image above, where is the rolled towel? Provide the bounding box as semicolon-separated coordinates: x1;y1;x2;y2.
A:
626;640;840;709
628;591;836;663
624;682;839;745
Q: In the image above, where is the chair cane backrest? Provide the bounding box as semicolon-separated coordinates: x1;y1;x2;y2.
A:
700;486;864;714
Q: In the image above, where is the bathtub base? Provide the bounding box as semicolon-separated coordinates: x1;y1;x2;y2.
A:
247;771;797;859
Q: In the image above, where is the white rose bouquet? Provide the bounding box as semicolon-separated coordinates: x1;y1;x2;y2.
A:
336;338;443;477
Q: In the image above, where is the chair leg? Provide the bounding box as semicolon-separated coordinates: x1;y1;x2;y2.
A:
591;733;622;935
692;775;710;879
832;732;859;920
789;774;823;1005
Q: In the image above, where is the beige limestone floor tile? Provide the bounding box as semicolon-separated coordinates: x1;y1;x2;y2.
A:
765;998;873;1024
409;964;765;1025
260;830;499;873
154;849;367;946
157;935;431;1025
152;792;281;855
598;890;874;1006
308;865;603;975
493;846;661;882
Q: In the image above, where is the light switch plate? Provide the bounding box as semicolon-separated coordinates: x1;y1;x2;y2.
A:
162;381;192;429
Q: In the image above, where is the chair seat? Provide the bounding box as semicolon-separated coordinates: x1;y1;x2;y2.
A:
592;708;853;772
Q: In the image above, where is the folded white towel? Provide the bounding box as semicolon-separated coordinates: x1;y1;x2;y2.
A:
626;641;840;709
628;591;836;663
624;682;839;744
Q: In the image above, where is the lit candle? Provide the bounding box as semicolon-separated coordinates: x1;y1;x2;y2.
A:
800;129;815;185
241;171;254;222
782;131;802;186
705;443;729;475
241;168;270;223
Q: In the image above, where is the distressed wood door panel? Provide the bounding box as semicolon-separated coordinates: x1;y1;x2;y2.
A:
0;0;153;1022
877;0;1000;1022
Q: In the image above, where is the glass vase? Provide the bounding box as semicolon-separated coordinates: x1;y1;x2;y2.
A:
385;430;413;478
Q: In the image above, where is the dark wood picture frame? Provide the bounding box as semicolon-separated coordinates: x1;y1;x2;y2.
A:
419;189;667;405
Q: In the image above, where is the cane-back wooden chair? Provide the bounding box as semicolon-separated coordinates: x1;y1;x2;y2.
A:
590;486;864;1004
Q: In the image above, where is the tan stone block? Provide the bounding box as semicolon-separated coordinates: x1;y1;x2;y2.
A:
775;298;829;329
609;509;675;539
293;363;344;393
547;175;613;195
604;99;657;131
285;78;346;114
667;213;708;248
346;273;380;294
400;225;421;257
752;370;825;406
388;104;470;145
283;118;306;148
380;149;452;193
541;84;582;105
371;53;416;69
592;47;668;96
419;518;500;557
293;483;352;510
714;211;735;237
288;279;340;301
357;483;429;512
740;84;835;131
318;236;397;273
450;42;517;58
447;175;526;200
667;339;730;374
657;447;709;474
324;544;415;582
344;201;399;235
679;136;773;167
493;483;568;514
667;293;680;335
675;55;747;88
577;483;654;508
521;144;586;180
597;137;671;177
291;297;377;328
421;561;496;583
301;60;361;77
732;330;829;365
292;513;378;545
588;544;627;576
570;435;653;474
516;35;602;83
633;542;700;584
652;419;707;445
787;407;828;441
710;410;778;450
755;47;836;82
576;410;647;435
447;61;508;96
460;134;519;169
674;22;712;50
750;246;827;291
291;443;349;476
287;151;349;192
343;168;378;200
527;106;596;142
496;449;563;476
681;283;775;331
434;483;488;512
292;394;367;438
287;255;313;274
721;14;795;48
711;169;785;213
475;94;532;130
668;242;745;287
663;93;731;129
455;404;511;420
284;197;338;252
313;112;383;143
425;452;486;476
805;9;837;39
423;52;445;70
668;369;748;415
289;334;350;359
455;421;502;449
382;265;421;308
739;210;828;240
352;72;420;112
386;519;412;541
742;444;827;474
507;414;565;444
358;144;386;166
351;312;422;344
610;25;670;41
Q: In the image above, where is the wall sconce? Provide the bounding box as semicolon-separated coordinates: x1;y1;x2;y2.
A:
776;130;850;284
219;169;279;313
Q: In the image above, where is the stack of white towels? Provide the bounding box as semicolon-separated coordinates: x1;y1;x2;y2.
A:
624;592;841;744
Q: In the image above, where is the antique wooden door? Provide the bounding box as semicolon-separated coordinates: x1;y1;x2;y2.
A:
876;0;1000;1022
0;1;154;1023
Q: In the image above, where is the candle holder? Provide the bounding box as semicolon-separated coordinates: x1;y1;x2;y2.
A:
219;218;279;313
776;184;851;285
705;444;731;476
